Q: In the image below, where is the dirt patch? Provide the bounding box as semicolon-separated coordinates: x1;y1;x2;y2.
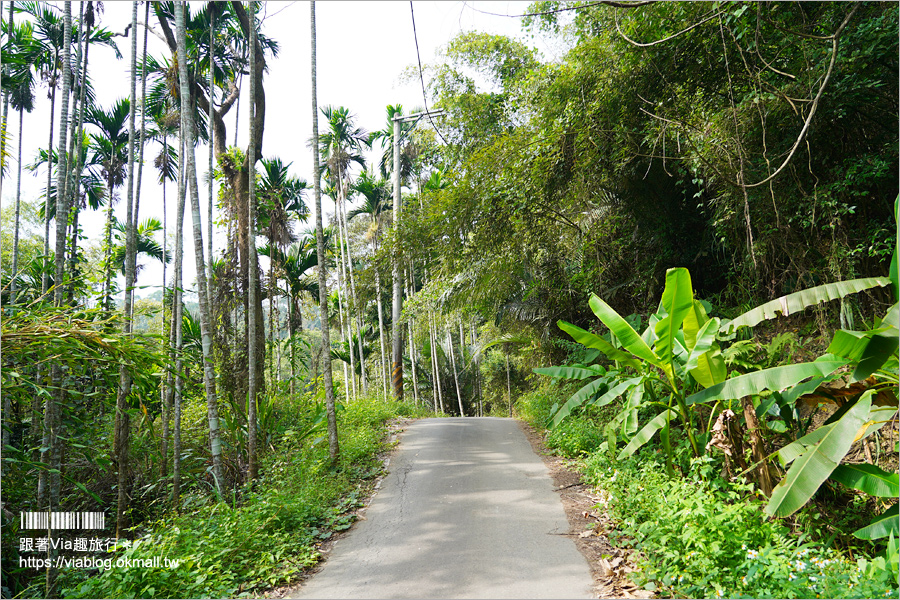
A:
517;420;653;599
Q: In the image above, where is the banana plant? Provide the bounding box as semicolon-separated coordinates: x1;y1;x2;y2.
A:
537;266;891;476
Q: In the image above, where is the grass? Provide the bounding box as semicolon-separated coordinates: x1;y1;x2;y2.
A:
517;380;899;599
57;396;433;599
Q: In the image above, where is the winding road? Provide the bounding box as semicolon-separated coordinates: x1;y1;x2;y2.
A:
292;417;594;599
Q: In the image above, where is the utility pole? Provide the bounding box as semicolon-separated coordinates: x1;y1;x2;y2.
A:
391;109;444;401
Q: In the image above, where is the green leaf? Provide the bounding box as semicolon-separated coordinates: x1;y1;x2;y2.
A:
621;384;644;436
853;504;899;540
654;268;695;372
830;464;899;498
590;376;644;409
854;333;899;381
826;329;872;362
557;320;641;368
617;409;678;460
777;423;835;466
765;392;873;517
683;299;710;352
685;318;726;388
533;365;606;380
590;294;660;366
550;378;609;427
685;359;848;406
722;277;892;334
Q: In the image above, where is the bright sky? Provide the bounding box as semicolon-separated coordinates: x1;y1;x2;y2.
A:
2;1;561;300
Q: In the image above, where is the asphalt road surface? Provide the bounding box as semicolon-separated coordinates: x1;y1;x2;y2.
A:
293;417;594;599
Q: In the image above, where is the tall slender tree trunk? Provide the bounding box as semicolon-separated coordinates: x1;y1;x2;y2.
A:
373;235;387;397
246;0;259;483
335;180;356;398
334;212;351;400
0;1;11;195
170;136;187;503
506;345;512;418
66;3;92;304
207;6;215;268
44;6;72;593
114;0;139;541
340;182;366;394
471;321;481;417
431;314;443;413
10;106;24;304
175;0;225;500
405;269;418;406
391;117;403;400
41;81;56;296
447;328;464;416
160;131;170;478
311;1;339;462
131;0;149;316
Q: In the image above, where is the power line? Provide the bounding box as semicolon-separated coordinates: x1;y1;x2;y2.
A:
410;1;449;146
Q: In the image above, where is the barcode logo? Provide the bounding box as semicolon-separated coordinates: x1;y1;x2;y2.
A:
20;512;105;530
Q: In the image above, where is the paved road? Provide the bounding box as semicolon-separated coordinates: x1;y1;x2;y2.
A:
293;417;593;599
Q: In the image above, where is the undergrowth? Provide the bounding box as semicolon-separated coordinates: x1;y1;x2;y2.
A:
518;381;899;600
58;397;432;599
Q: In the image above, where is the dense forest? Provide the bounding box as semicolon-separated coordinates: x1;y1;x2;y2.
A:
1;1;897;598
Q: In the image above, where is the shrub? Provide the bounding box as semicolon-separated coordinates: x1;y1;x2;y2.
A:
581;452;899;599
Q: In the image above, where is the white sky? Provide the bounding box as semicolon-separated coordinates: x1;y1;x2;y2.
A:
2;1;562;300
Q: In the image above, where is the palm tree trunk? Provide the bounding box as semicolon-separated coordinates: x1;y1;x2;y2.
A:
60;2;84;266
175;0;225;499
207;6;215;269
130;0;150;318
430;313;443;413
41;79;56;296
170;135;187;503
447;327;464;417
335;181;356;398
311;1;339;462
114;0;139;540
10;105;24;304
334;208;352;400
373;233;387;397
506;344;512;418
0;1;11;193
44;6;72;592
246;0;260;482
471;321;481;416
160;130;171;478
405;269;418;406
66;2;92;304
340;181;366;394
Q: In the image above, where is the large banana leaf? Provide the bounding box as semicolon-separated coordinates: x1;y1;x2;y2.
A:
765;392;873;518
617;408;677;460
654;268;695;377
854;333;898;381
853;504;899;540
549;378;608;427
590;294;660;366
533;365;606;380
685;358;848;406
721;277;891;334
684;317;726;388
830;464;899;498
682;299;710;351
778;403;898;465
549;376;643;427
557;320;640;368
